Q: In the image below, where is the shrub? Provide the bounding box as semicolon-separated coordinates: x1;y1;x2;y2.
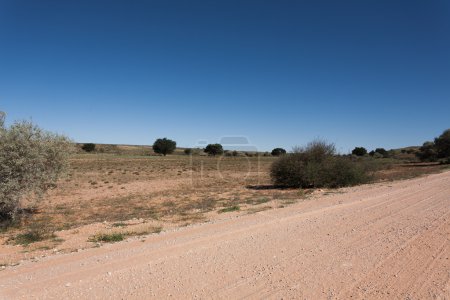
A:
374;148;389;158
152;138;176;156
89;233;124;243
434;129;450;158
81;143;96;152
204;144;223;156
271;139;371;188
372;152;384;159
351;147;367;156
416;141;438;162
271;148;287;156
0;114;72;223
184;148;192;155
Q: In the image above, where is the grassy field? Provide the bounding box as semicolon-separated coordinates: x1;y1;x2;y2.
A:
1;148;448;261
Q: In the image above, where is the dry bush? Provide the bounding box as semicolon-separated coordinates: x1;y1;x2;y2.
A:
0;113;73;223
271;139;372;188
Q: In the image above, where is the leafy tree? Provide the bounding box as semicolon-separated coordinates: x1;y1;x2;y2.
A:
0;113;72;222
184;148;192;155
152;138;176;156
81;143;96;152
374;148;389;158
434;129;450;158
352;147;367;156
204;144;223;156
271;148;287;156
416;141;438;162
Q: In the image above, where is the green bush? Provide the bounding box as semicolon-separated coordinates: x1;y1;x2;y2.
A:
352;147;367;156
271;140;371;188
152;138;176;156
81;143;96;152
416;141;438;162
184;148;192;155
0;113;72;223
204;144;223;156
375;148;389;158
434;129;450;158
271;148;286;156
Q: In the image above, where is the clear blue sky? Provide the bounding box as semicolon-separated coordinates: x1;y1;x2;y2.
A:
1;1;449;152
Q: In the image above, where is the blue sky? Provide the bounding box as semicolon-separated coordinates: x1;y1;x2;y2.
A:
1;0;449;152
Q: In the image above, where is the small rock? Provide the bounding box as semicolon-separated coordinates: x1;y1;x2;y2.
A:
65;283;71;287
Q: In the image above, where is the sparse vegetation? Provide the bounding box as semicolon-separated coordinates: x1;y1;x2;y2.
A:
218;205;240;213
89;233;125;243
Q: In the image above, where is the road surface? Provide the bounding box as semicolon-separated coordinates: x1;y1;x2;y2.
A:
1;171;449;299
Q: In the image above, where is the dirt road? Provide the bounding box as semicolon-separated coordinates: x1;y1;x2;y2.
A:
1;171;449;299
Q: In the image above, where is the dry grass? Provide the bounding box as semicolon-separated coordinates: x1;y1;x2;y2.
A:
2;151;448;248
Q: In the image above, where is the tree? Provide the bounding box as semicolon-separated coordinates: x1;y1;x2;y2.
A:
204;144;223;156
0;113;72;222
374;148;389;158
352;147;367;156
81;143;96;152
434;129;450;158
271;148;286;156
416;141;438;162
152;138;176;156
184;148;192;155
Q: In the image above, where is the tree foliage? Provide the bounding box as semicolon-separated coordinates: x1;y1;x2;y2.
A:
271;148;286;156
374;148;389;158
204;144;224;156
152;138;176;156
416;141;438;162
351;147;367;156
81;143;96;152
434;129;450;158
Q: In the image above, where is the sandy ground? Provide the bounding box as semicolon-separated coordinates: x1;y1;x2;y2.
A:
0;171;449;299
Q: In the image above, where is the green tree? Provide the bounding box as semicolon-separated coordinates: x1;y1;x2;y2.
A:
81;143;96;152
204;144;224;156
152;138;176;156
351;147;367;156
375;148;389;158
434;129;450;158
271;148;287;156
416;141;438;162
